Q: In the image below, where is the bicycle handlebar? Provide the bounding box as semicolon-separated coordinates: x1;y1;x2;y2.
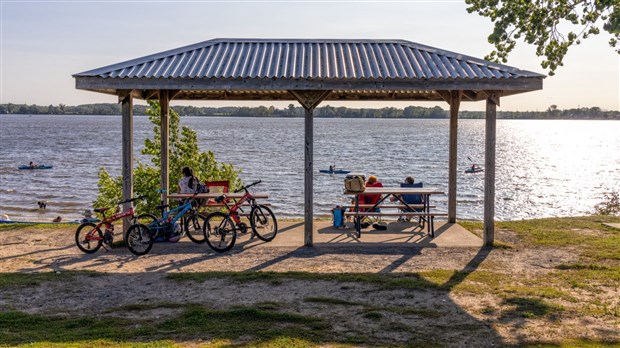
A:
117;195;147;205
234;179;262;193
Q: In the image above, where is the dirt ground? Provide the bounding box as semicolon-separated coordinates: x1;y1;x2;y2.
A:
0;224;617;347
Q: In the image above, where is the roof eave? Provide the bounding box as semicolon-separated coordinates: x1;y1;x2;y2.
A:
75;76;543;95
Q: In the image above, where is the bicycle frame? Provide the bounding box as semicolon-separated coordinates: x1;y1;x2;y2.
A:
202;179;276;252
223;191;254;225
84;206;136;242
147;199;194;237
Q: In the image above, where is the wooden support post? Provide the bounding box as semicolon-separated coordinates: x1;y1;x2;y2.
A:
289;90;332;247
448;91;461;223
484;92;499;245
120;92;133;233
304;107;314;246
160;90;170;207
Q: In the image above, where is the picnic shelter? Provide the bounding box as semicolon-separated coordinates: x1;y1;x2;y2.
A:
74;38;545;246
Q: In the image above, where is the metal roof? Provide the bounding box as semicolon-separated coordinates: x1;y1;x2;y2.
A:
74;38;544;101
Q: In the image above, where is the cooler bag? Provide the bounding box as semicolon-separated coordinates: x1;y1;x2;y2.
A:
332;206;345;227
344;173;366;193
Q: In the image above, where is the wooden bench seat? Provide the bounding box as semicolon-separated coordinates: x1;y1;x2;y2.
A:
200;203;271;218
344;212;446;217
340;204;434;210
344;211;447;237
201;202;271;208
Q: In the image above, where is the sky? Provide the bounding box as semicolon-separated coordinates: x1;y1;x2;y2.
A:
1;0;619;112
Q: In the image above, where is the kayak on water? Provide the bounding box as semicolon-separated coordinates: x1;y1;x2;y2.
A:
18;164;53;170
465;157;483;173
319;169;351;174
465;167;484;173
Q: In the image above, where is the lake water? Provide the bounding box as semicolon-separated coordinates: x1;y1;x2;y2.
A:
1;115;619;222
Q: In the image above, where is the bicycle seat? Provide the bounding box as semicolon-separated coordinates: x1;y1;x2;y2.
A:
215;195;227;203
93;207;109;213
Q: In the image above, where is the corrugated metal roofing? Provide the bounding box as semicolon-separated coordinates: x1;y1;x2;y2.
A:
75;38;544;80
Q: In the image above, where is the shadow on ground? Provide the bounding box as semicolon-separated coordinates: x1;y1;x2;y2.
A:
0;222;528;346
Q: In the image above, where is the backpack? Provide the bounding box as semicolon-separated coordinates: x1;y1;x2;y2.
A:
344;173;366;193
188;177;209;207
196;181;208;194
189;176;209;193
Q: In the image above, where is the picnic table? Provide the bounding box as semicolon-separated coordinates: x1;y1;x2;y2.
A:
167;192;269;200
167;192;269;210
344;187;445;238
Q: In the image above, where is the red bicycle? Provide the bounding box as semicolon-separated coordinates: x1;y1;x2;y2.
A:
75;196;157;254
202;180;277;252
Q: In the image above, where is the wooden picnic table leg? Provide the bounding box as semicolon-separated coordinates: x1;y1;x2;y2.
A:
424;194;430;233
426;194;436;237
354;193;361;238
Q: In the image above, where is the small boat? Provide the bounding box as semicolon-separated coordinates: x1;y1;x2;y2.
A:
319;169;351;174
465;167;484;173
18;164;53;170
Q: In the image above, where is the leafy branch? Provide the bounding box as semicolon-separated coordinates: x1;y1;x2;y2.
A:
465;0;620;75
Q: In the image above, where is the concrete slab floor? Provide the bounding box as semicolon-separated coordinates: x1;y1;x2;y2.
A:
603;223;620;230
239;220;483;249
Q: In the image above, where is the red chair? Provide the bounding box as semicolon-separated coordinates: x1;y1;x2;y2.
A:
358;182;383;228
205;181;229;205
359;181;383;212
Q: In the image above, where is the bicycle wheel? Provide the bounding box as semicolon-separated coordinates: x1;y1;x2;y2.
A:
250;205;278;242
125;224;153;256
75;222;103;254
203;212;236;252
133;213;157;226
184;212;207;244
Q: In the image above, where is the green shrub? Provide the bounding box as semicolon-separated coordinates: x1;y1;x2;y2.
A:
594;190;620;216
94;100;242;214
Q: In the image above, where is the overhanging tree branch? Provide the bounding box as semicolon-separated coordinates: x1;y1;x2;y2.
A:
466;0;619;75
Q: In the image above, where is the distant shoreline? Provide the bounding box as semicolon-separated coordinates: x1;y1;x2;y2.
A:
1;103;618;120
1;113;619;121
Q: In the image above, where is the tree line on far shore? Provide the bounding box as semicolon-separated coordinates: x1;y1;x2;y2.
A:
0;103;618;120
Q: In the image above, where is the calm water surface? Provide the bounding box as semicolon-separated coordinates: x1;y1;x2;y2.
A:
1;115;618;222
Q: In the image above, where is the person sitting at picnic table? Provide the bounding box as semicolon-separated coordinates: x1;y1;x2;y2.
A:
358;175;386;229
359;175;383;210
178;166;200;194
392;176;424;222
390;176;415;201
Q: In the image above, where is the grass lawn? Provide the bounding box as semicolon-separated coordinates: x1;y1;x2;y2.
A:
0;215;618;347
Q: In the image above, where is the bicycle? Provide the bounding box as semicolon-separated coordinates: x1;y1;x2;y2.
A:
125;192;203;256
75;196;157;254
146;191;207;244
202;180;277;252
181;202;207;244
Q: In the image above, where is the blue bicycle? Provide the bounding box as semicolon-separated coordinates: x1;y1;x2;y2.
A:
125;192;203;256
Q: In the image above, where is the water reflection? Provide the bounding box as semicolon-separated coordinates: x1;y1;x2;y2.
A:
0;116;618;221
